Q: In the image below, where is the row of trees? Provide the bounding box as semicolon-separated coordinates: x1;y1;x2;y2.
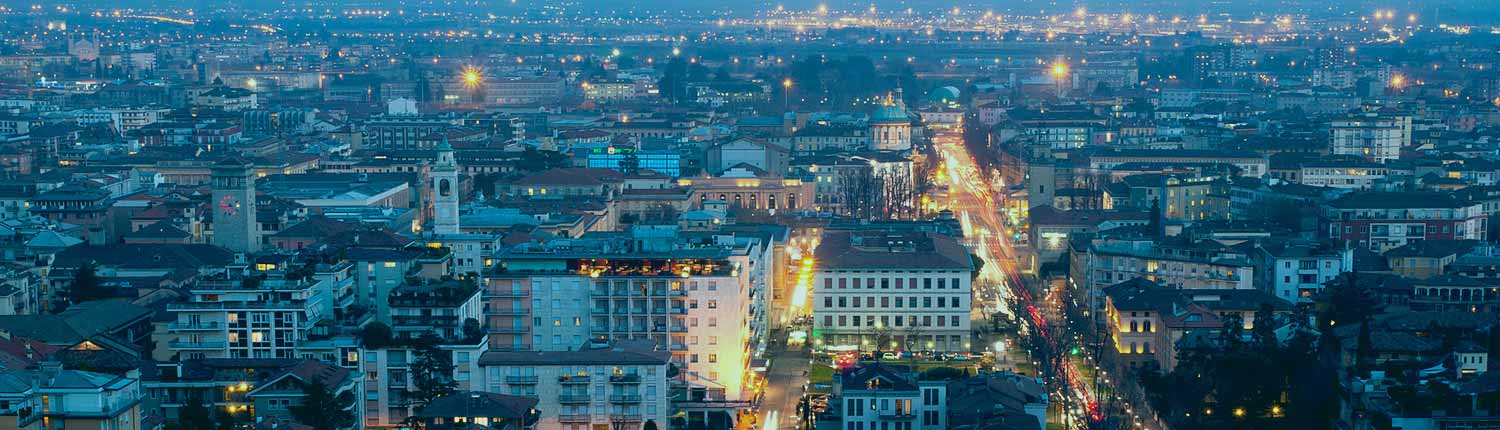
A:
836;166;919;220
172;380;354;430
1138;305;1338;430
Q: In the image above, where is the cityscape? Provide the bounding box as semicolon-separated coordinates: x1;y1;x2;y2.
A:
1;1;1500;430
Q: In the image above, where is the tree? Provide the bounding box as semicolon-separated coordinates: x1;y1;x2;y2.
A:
410;334;458;408
1252;302;1279;349
462;318;484;343
67;260;109;306
1320;272;1383;330
290;381;356;430
1148;198;1163;238
1355;319;1375;375
213;409;240;430
359;322;394;349
177;398;215;430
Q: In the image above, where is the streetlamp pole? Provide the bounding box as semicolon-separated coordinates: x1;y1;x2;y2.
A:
783;78;793;113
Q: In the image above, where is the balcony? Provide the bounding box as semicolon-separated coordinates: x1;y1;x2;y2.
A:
168;321;222;331
609;394;642;403
492;326;528;334
392;315;459;326
487;289;528;298
491;307;529;316
610;414;643;423
559;414;592;423
505;375;539;384
559;394;592;404
879;412;916;420
590;307;610;315
558;375;592;385
609;374;642;384
169;339;225;349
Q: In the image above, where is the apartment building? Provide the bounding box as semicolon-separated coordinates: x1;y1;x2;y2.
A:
0;367;143;430
1248;240;1353;304
164;270;336;360
833;363;948;430
1330;113;1411;163
490;226;773;402
1069;236;1256;314
1325;191;1487;252
480;346;673;430
812;231;975;353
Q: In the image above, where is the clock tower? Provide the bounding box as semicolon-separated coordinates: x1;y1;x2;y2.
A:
212;158;259;253
432;137;461;235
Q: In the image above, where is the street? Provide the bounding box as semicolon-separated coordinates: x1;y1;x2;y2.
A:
931;128;1102;429
760;330;811;430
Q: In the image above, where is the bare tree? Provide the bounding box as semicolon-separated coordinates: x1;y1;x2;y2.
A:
876;166;917;219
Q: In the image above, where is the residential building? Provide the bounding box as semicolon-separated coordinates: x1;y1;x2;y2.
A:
164;269;335;360
1248;240;1354;303
491;226;773;402
409;391;539;430
480;346;672;430
833;363;948;430
1325;191;1487;252
812;231;975;353
0;367;143;430
1330;114;1411;163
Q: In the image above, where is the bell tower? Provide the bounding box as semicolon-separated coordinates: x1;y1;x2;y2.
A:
432;137;460;235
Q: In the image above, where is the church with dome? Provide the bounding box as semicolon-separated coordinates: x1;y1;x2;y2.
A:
868;88;914;152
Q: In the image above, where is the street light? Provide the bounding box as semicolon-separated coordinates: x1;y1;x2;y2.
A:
782;78;793;112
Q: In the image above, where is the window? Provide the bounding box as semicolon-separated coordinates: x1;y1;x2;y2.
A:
707;300;717;309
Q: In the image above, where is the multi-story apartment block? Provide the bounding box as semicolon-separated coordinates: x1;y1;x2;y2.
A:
1069;236;1256;313
359;279;489;429
1325;191;1487;252
164;268;336;360
1248;240;1353;303
812;231;975;353
0;366;143;430
1298;157;1389;189
833;363;948;430
480;346;673;430
490;226;773;402
386;279;484;342
1330;113;1411;163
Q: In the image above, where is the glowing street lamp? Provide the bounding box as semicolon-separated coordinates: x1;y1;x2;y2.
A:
1389;74;1406;89
1051;61;1069;98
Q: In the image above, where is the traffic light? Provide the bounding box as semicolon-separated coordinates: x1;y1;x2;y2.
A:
1070;346;1080;356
